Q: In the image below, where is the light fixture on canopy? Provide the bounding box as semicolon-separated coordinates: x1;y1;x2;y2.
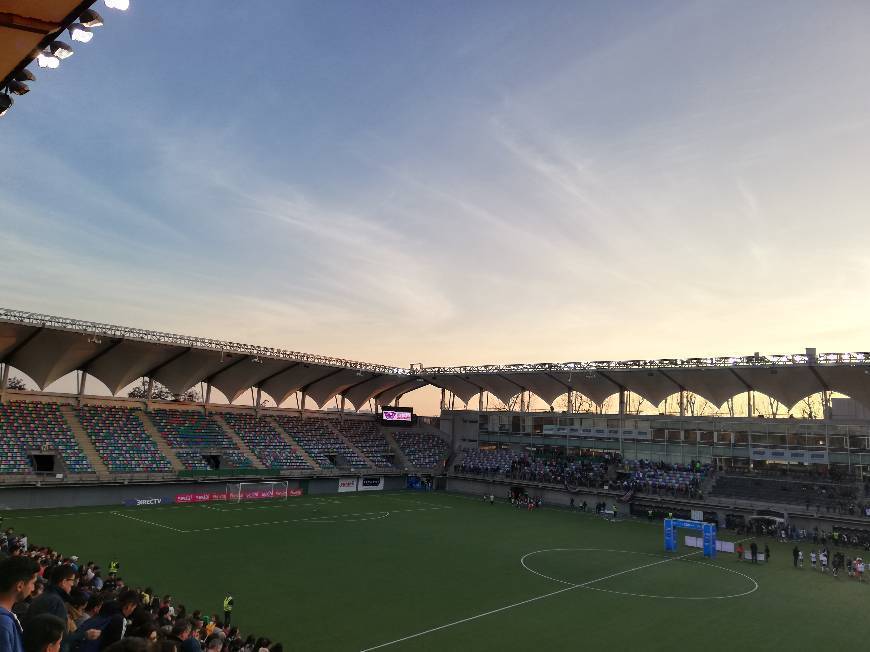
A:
69;24;94;43
0;93;12;118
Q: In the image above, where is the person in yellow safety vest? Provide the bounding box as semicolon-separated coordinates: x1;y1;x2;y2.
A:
223;594;234;626
109;560;120;575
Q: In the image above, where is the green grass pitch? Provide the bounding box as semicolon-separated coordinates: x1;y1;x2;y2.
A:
6;491;868;650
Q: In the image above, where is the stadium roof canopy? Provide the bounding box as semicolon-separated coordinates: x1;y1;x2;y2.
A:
0;0;96;88
2;308;870;410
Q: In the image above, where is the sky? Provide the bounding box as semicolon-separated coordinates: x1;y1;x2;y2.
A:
2;0;870;414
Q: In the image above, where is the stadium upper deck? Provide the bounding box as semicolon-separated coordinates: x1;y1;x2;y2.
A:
3;308;870;414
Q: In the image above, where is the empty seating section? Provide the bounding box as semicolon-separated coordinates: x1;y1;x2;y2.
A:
393;431;448;468
274;415;369;469
0;402;92;473
337;420;394;468
220;413;311;470
710;474;857;509
149;409;252;470
77;406;172;473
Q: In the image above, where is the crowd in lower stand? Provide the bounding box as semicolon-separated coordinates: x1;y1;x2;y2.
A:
615;460;710;499
455;449;711;498
0;529;281;652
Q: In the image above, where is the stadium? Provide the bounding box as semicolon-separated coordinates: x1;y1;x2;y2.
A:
4;2;870;652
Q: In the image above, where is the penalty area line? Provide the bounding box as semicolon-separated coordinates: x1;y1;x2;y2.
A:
358;550;699;651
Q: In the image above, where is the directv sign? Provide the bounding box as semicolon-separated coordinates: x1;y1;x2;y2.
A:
122;496;172;507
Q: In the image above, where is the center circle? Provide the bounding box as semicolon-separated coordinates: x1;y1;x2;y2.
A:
521;548;758;600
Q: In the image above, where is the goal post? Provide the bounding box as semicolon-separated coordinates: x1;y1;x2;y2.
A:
226;480;289;503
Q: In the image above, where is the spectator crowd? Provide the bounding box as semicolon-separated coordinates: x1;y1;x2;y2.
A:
0;529;283;652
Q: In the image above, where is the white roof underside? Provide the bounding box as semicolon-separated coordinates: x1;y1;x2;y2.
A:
3;309;870;410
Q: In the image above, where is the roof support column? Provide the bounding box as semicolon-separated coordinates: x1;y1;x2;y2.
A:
146;377;153;411
440;388;446;411
679;390;686;418
0;363;8;404
254;387;262;419
77;371;88;407
567;390;573;414
204;382;212;416
300;391;306;418
478;392;483;412
618;390;626;418
746;391;753;418
339;395;346;425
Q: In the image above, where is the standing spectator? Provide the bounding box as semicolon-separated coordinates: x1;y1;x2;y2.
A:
26;565;75;634
98;590;139;650
764;544;770;563
222;595;233;628
792;546;799;568
0;556;40;652
750;542;758;563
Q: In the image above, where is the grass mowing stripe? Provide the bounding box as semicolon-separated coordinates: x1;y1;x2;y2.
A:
359;549;701;651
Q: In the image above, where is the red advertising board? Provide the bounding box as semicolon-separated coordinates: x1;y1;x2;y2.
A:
175;492;227;504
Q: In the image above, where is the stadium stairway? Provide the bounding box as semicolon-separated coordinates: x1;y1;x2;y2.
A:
210;413;266;470
268;416;320;470
135;411;187;472
382;430;412;469
59;405;109;478
324;421;377;469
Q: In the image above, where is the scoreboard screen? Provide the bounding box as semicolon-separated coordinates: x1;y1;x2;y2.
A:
379;407;415;425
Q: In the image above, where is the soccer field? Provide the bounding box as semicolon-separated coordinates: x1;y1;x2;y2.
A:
6;491;867;651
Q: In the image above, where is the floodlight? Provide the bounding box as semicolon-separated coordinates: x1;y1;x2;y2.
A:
104;0;130;10
8;80;29;95
79;9;104;27
49;42;74;60
0;93;12;118
69;24;93;43
36;50;60;69
13;69;35;83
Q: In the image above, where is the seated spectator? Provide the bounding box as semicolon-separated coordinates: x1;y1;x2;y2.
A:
23;613;65;652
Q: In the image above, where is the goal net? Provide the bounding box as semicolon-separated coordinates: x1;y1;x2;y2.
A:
226;481;289;503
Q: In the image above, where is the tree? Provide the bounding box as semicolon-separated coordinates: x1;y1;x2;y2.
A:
127;379;200;402
6;376;27;391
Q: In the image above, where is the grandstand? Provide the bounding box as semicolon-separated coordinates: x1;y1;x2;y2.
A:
77;405;173;473
148;408;253;471
219;411;312;470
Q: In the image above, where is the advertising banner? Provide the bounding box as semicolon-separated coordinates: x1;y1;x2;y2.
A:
122;496;173;507
358;477;384;491
338;477;358;492
750;448;828;464
175;491;228;504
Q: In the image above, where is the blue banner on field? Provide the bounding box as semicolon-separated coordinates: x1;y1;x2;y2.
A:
123;496;173;507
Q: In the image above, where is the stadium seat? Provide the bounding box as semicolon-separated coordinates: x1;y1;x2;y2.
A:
0;401;92;474
77;405;173;473
220;412;312;470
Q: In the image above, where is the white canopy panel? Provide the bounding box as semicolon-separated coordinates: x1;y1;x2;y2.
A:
3;309;870;412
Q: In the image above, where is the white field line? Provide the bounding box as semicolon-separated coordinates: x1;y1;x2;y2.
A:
358;549;701;651
110;511;185;532
520;547;760;600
